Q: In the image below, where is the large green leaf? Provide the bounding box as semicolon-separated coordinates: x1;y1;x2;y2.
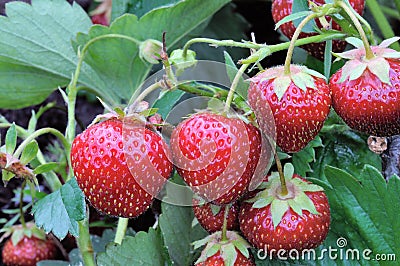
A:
324;165;400;263
0;0;106;109
311;129;381;181
112;0;181;20
31;178;86;239
159;201;208;266
96;228;170;266
74;0;230;106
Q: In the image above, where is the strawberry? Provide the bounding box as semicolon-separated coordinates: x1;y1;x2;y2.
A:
330;37;400;136
271;0;365;60
193;231;255;266
195;250;255;266
170;113;263;205
2;235;58;266
71;117;173;218
239;163;330;251
193;198;239;233
248;65;331;153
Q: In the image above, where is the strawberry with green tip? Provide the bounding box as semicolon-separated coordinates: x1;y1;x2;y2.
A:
71;116;173;218
1;225;58;266
330;37;400;136
239;163;330;251
248;65;331;153
193;197;239;233
193;231;255;266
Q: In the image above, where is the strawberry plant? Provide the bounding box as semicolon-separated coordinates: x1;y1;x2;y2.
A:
0;0;399;265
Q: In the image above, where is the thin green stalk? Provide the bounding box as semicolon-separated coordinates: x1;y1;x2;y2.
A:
395;0;400;15
220;205;230;242
223;64;249;114
13;128;70;158
182;38;262;58
77;219;95;266
19;180;27;229
336;0;375;59
366;0;400;51
284;13;318;75
114;218;129;244
274;152;288;196
381;6;400;20
130;81;163;108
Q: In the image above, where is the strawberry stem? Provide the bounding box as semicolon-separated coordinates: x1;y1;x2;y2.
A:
283;13;319;75
114;217;129;245
182;38;262;58
220;205;230;242
129;81;163;109
77;219;95;266
274;152;288;196
19;180;27;229
336;0;375;60
223;63;249;114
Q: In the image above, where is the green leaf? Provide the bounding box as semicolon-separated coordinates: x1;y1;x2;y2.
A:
273;76;291;101
270;199;289;229
221;243;237;266
324;39;332;79
20;141;38;165
74;0;230;106
31;178;85;239
224;51;249;100
324;165;400;259
283;163;294;180
96;228;169;266
159;202;208;266
152;90;185;119
292;0;316;33
5;123;17;155
274;10;312;31
112;0;181;20
311;129;381;181
33;162;59;175
252;197;274;209
292;135;323;176
0;0;101;109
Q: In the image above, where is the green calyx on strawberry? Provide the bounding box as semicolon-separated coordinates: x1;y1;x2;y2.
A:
170;112;264;205
193;231;255;266
239;163;330;251
248;65;331;153
192;197;239;233
330;37;400;136
1;223;58;266
71;109;173;218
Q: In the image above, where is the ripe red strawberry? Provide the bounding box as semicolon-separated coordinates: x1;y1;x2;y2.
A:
170;113;263;205
239;163;330;251
330;37;400;136
248;65;331;153
71;117;173;218
2;235;58;266
193;198;239;233
194;231;255;266
272;0;365;60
